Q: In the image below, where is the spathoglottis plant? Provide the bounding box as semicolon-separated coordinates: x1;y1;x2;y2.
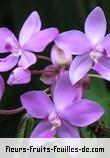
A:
0;6;110;138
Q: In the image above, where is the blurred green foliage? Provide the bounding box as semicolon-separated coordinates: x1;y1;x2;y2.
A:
0;0;110;137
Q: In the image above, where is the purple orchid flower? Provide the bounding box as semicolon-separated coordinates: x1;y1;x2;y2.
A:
0;11;58;71
20;71;104;138
0;75;5;100
55;7;110;84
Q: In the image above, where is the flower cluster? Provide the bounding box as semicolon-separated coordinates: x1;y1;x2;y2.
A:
0;6;109;138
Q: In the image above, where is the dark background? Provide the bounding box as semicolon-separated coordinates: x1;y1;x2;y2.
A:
0;0;110;137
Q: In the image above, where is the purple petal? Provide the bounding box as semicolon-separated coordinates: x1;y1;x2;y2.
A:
74;82;83;101
40;65;58;85
0;27;18;53
101;34;110;57
0;54;18;72
57;121;79;138
19;11;41;47
7;67;31;85
55;30;92;55
61;99;104;127
69;55;92;84
0;75;5;100
31;121;54;138
20;91;54;119
93;57;110;81
51;45;72;67
54;71;81;111
22;28;59;52
18;50;37;69
85;7;106;45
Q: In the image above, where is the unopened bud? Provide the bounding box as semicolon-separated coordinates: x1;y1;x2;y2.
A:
51;45;72;67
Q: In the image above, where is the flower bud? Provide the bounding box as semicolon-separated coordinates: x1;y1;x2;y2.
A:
51;45;72;67
40;65;58;85
7;67;31;85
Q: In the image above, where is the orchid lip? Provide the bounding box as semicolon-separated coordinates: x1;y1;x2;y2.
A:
5;37;22;56
5;37;18;50
48;112;61;131
5;37;13;50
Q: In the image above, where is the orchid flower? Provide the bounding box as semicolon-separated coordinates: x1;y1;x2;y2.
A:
0;11;58;71
20;72;104;138
55;7;110;84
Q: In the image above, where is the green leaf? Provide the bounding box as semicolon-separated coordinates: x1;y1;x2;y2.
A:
16;113;35;138
85;77;110;126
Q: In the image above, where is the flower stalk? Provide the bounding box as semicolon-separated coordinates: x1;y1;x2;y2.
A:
31;69;58;75
0;107;25;115
37;55;51;62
